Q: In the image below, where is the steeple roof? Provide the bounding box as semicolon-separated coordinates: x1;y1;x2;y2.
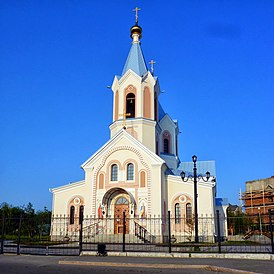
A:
122;42;148;76
121;20;148;77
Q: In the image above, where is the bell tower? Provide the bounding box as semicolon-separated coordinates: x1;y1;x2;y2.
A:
109;8;161;153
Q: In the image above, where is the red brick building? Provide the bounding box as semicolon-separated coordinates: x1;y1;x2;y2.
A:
242;176;274;224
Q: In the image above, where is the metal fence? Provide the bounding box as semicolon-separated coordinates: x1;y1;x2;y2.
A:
1;210;273;255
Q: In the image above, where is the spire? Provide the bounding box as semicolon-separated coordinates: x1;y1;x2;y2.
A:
122;7;148;77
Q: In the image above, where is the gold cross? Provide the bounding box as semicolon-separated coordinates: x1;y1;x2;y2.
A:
132;7;141;24
149;60;156;75
119;110;131;129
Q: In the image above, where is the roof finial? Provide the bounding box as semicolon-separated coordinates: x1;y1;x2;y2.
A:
130;7;142;42
133;7;141;24
149;60;156;75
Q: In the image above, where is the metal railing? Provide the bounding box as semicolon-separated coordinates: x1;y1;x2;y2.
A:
1;210;273;255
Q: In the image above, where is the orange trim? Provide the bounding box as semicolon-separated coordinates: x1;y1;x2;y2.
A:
143;86;151;118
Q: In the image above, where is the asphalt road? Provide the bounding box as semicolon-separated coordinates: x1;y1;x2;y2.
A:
0;254;274;274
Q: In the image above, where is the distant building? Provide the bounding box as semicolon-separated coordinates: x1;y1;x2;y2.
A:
227;203;242;215
242;176;274;224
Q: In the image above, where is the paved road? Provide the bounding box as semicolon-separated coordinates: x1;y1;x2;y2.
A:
1;254;274;273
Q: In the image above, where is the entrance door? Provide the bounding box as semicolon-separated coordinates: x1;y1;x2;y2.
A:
114;197;129;234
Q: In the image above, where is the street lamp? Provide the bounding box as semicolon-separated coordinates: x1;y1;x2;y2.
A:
258;207;262;235
180;155;211;243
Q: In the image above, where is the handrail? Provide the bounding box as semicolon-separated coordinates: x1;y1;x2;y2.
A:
243;229;271;240
82;220;102;238
134;221;156;243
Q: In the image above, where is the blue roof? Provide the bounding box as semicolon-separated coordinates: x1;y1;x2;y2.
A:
178;160;216;177
122;42;148;76
158;103;166;120
215;198;229;206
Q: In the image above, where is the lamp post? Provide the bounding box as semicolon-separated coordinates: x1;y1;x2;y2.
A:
180;155;211;243
258;207;262;235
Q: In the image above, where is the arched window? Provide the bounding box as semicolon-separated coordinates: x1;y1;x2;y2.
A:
175;203;180;224
163;138;169;153
162;131;171;154
127;163;134;180
70;206;75;225
79;205;84;224
186;203;192;223
116;197;129;205
111;164;118;181
126;93;135;118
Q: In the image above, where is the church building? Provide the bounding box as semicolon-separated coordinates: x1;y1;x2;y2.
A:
50;12;218;242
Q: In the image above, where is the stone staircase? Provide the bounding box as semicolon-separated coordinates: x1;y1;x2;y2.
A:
84;233;146;244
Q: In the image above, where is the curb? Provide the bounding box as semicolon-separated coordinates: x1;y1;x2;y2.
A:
59;260;259;273
81;251;274;260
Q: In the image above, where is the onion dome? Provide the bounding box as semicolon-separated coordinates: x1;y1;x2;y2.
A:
130;24;142;40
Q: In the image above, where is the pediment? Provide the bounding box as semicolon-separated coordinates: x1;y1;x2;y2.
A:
118;69;143;85
81;129;165;169
159;113;177;128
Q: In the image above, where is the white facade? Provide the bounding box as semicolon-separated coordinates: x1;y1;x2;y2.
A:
50;20;218;242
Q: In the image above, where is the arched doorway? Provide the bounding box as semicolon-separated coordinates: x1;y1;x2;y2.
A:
114;197;129;234
101;187;136;234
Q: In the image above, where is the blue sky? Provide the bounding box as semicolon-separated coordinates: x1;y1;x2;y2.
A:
1;1;273;210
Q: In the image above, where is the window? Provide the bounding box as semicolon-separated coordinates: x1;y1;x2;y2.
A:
111;164;118;181
70;206;75;225
164;138;169;153
162;131;171;154
79;205;84;224
175;203;180;224
127;163;134;180
126;93;135;118
116;197;129;205
186;203;192;223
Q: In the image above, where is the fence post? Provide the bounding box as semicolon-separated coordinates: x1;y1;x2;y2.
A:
79;216;83;255
17;214;23;255
269;209;274;254
122;211;126;252
1;212;4;254
168;211;171;253
216;210;221;254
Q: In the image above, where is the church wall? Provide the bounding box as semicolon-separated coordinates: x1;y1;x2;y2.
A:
150;164;164;216
51;183;87;216
83;168;96;216
167;176;215;217
161;166;169;217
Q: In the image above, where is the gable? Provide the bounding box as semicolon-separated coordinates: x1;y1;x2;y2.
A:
81;129;165;170
159;113;177;130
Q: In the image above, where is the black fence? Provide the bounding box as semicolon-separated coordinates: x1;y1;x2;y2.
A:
1;210;274;255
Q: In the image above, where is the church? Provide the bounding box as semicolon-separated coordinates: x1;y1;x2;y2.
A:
50;11;220;242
